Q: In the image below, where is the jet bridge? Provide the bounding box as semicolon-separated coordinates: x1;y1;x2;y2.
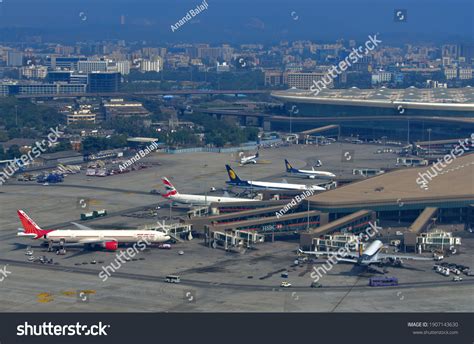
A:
205;228;264;251
140;221;193;241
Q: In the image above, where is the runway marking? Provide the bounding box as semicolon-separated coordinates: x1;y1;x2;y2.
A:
37;292;54;303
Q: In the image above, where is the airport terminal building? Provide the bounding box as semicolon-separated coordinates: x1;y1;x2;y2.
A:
187;154;474;249
271;87;474;141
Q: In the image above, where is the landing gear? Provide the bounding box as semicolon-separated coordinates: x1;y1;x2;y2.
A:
47;240;54;252
56;239;66;255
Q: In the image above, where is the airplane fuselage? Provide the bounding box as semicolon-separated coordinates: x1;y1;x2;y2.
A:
19;230;169;244
227;180;325;191
288;169;336;180
168;193;257;205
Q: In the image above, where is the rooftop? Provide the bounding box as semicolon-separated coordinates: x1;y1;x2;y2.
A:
308;154;474;210
272;87;474;111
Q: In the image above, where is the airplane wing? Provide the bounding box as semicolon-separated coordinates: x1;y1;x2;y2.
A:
71;222;95;231
377;253;433;261
336;257;358;263
298;249;358;259
76;238;117;244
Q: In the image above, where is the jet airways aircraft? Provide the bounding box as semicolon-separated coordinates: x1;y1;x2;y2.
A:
239;151;259;165
299;240;432;267
285;160;336;180
17;210;170;253
161;177;258;205
225;165;326;191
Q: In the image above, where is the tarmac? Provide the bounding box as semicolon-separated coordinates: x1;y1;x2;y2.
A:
0;142;472;312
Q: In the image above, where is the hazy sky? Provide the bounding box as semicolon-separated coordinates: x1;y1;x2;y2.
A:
0;0;472;44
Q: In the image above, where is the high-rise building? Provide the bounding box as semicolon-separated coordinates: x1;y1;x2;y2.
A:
458;67;473;80
117;61;131;75
264;71;285;87
444;67;458;80
77;60;108;73
7;51;24;67
285;72;331;89
140;57;162;72
46;71;72;83
20;65;48;79
87;72;120;93
442;44;459;59
46;56;86;70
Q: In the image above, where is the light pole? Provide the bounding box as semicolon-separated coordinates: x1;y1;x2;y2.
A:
427;128;432;157
306;200;310;230
289;111;293;134
407;117;410;144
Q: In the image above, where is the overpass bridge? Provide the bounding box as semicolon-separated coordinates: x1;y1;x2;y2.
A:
14;89;270;99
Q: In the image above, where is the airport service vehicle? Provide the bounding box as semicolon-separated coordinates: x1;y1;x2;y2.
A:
16;210;170;253
158;243;171;249
280;281;292;288
239;151;259;165
299;240;433;268
165;275;181;283
311;282;323;288
225;165;326;192
369;277;398;287
452;276;463;282
434;266;450;276
161;177;258;206
284;159;336;180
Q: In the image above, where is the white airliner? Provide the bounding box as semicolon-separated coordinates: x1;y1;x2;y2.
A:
299;240;432;266
17;210;170;253
161;177;258;205
285;160;336;180
239;151;259;165
226;165;326;191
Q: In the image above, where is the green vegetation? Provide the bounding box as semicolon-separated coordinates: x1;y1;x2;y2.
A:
184;113;258;147
0;97;64;141
0;144;21;160
81;135;128;154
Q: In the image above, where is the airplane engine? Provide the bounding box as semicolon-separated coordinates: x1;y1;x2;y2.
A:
103;241;118;251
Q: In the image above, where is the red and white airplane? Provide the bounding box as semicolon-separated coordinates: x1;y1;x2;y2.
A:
161;177;258;205
17;210;170;253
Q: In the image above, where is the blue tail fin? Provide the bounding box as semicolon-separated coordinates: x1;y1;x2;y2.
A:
225;165;242;184
285;159;295;172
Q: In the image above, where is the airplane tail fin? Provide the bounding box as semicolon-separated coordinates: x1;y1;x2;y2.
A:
284;159;294;172
255;152;259;158
17;210;52;239
225;165;242;183
161;177;179;198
